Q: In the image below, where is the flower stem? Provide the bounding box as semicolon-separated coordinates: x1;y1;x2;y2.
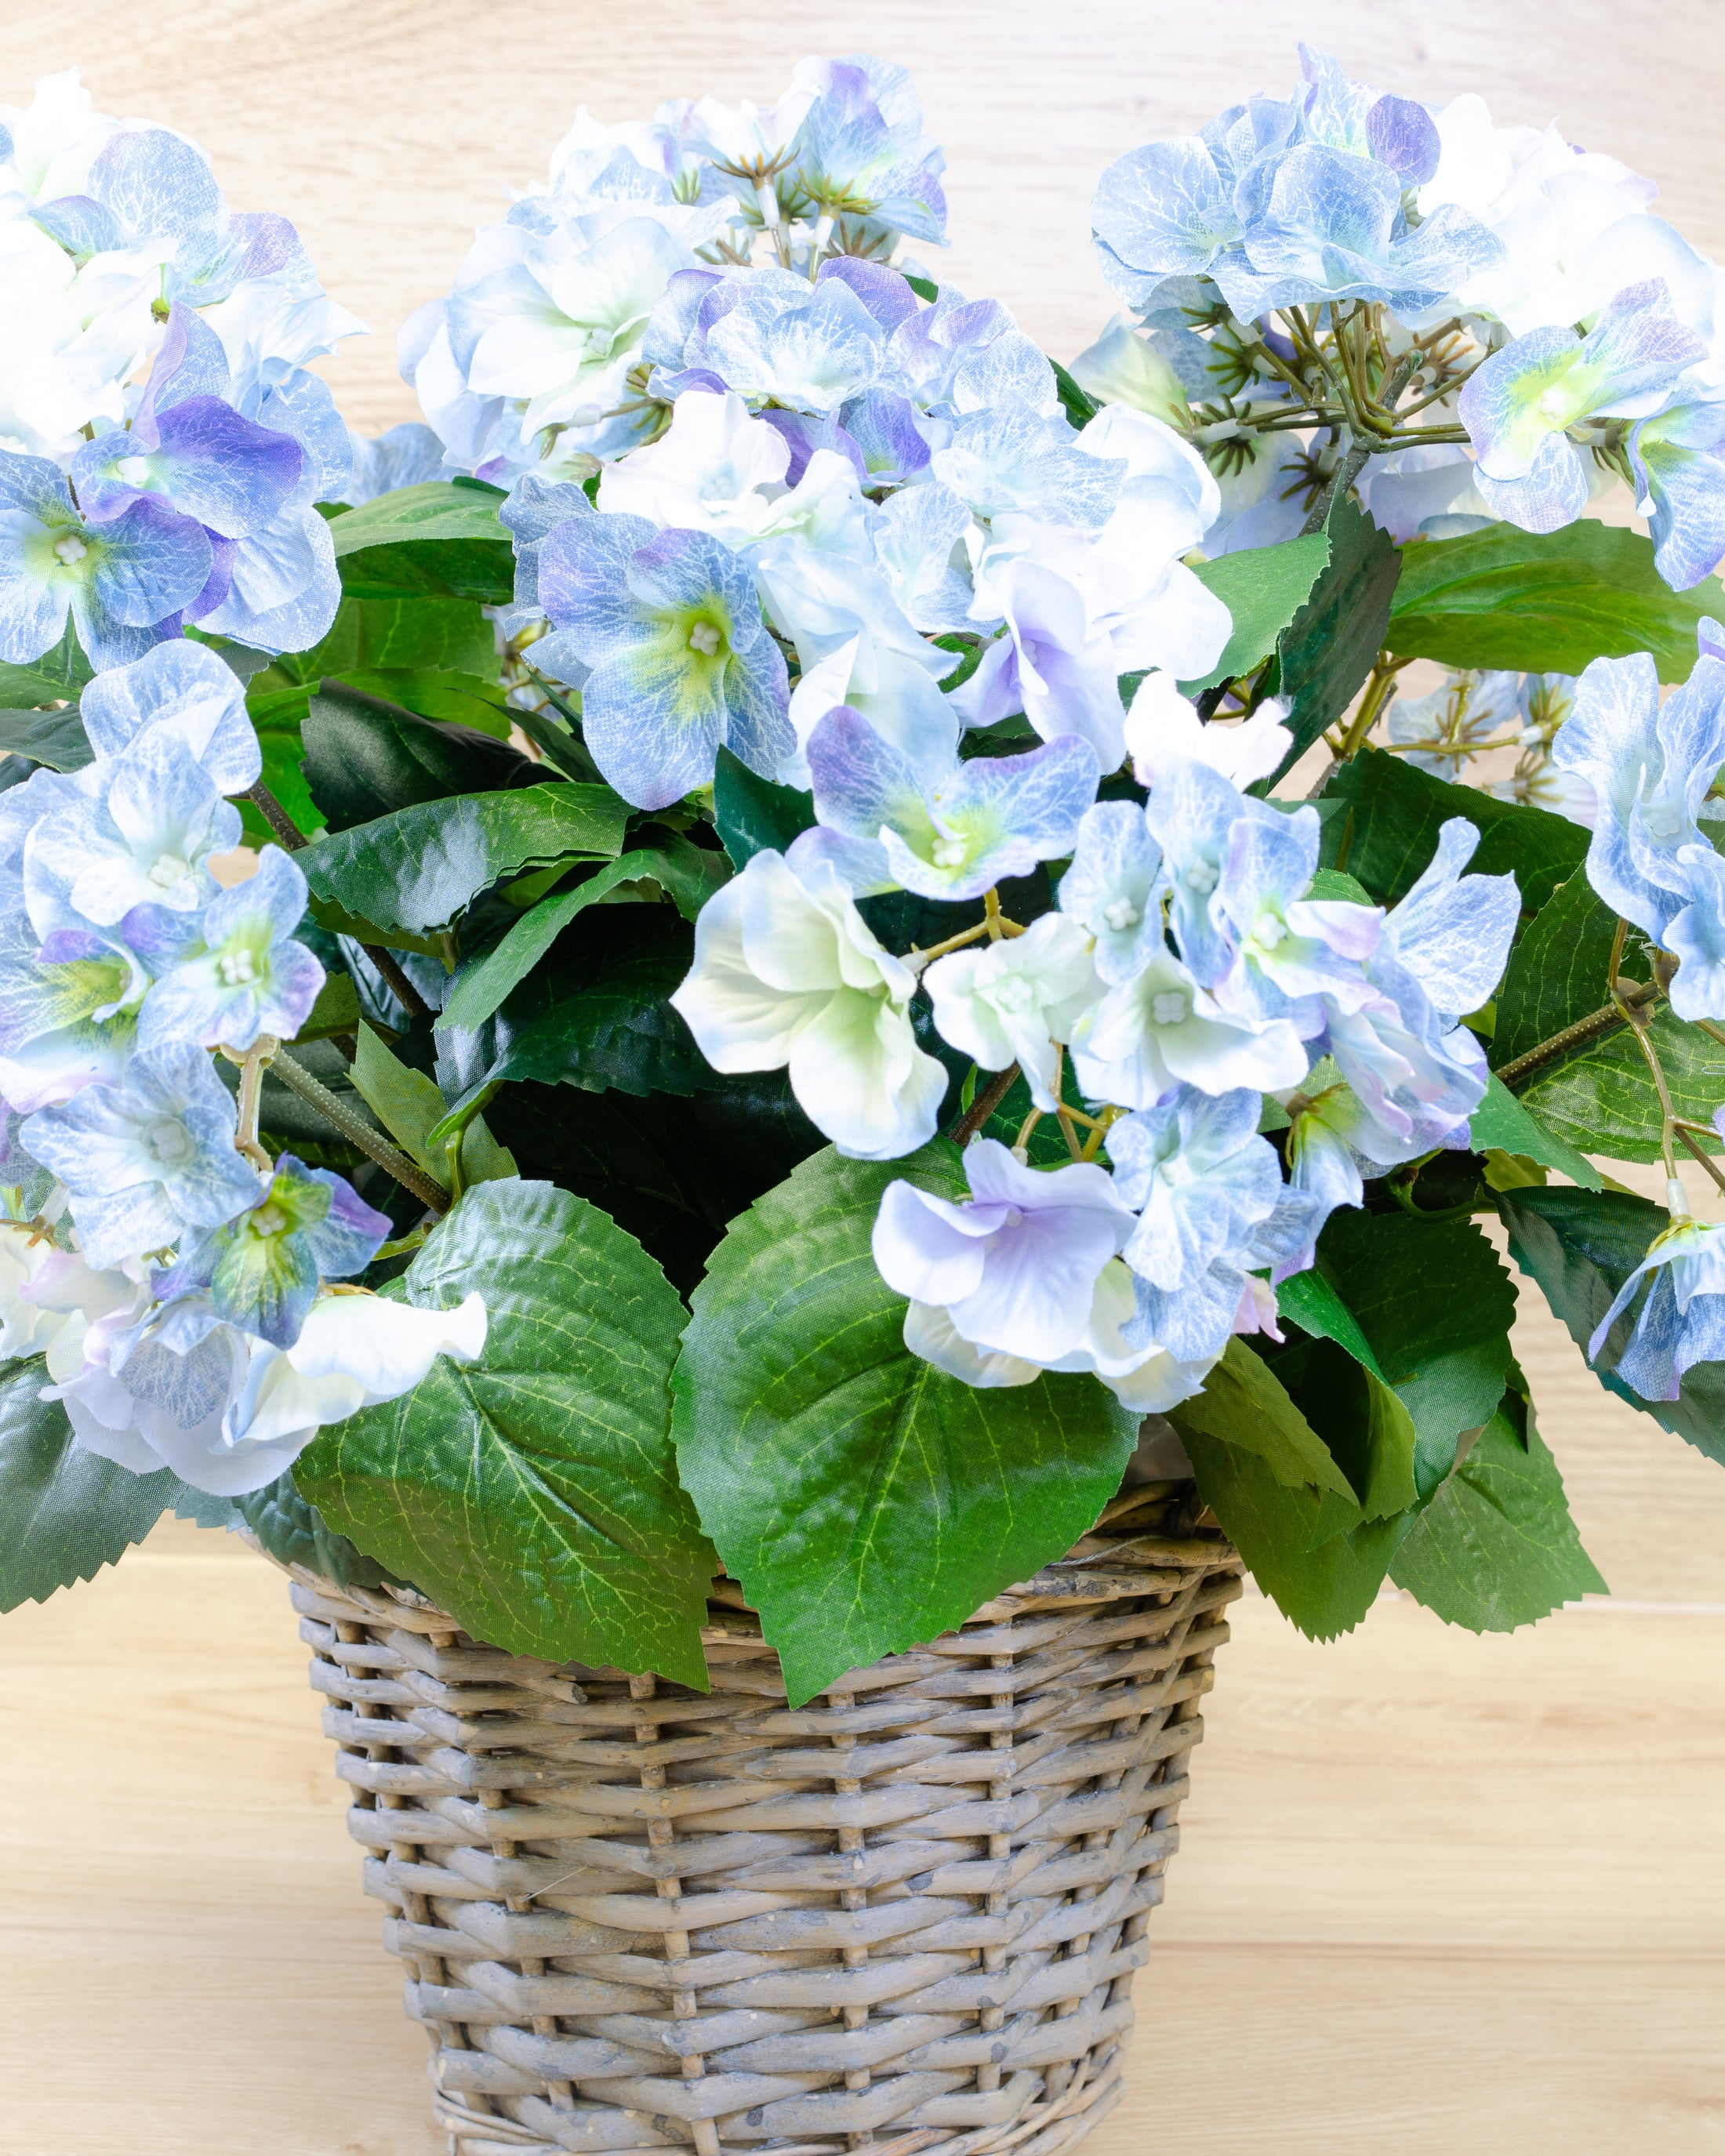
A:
228;1035;278;1174
269;1048;449;1213
948;1062;1021;1146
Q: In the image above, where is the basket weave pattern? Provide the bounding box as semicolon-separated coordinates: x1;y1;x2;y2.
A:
294;1501;1240;2156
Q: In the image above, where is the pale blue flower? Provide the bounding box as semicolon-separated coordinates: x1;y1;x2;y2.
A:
24;728;242;936
931;408;1123;531
1142;759;1265;989
872;1138;1135;1366
534;510;793;808
0;452;210;672
805;703;1099;902
137;847;324;1052
1108;1085;1283;1293
40;126;240;302
1628;395;1725;591
0;913;144;1112
702;267;891;414
1211;804;1383;1027
1550;638;1725;943
20;1045;263;1269
78;641;263;797
1058;800;1165;986
786;53;947;246
1224;144;1502;320
1664;842;1725;1021
887;285;1058;418
1588;1215;1725;1402
71;397;303;542
341;421;448;504
1460;279;1705;533
154;1155;391;1349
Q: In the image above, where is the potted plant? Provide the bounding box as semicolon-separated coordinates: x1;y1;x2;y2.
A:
5;42;1725;2156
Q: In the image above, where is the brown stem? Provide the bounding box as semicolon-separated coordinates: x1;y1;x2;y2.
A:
359;942;434;1021
948;1062;1021;1145
269;1049;449;1213
245;781;306;851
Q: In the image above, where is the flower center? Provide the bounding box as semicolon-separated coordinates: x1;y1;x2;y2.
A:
931;838;967;869
586;326;616;360
251;1202;288;1236
1102;897;1140;931
143;1116;193;1166
1182;858;1218;895
1254;909;1286;949
1151;990;1188;1027
217;947;258;986
116;455;152;485
148;851;191;890
688;621;724;658
1643;799;1684;841
991;974;1035;1014
53;532;89;566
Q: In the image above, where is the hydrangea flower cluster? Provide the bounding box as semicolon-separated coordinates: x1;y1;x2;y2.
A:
0;68;362;669
0;641;484;1493
1084;42;1725;588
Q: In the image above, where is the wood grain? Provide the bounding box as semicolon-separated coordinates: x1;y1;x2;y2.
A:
2;5;1724;2147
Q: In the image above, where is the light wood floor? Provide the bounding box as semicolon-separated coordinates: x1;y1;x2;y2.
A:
3;2;1725;2147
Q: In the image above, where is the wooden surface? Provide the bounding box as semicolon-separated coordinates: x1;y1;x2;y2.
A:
3;4;1725;2148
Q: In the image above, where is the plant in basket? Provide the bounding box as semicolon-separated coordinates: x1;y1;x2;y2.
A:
5;39;1725;2156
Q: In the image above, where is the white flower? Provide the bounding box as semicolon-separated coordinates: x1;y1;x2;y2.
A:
670;846;947;1160
924;913;1099;1112
0;69;119;212
598;389;791;538
1069;944;1308;1106
1068;315;1191;430
903;1258;1215;1413
1123;670;1292;792
49;1287;488;1497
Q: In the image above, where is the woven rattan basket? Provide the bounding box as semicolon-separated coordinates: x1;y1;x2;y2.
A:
290;1482;1240;2156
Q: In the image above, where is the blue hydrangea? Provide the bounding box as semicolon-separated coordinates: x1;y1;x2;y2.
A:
136;847;325;1053
804;703;1099;902
534;510;793;808
1588;1216;1725;1401
0;452;211;671
20;1044;263;1269
153;1155;391;1349
786;53;947;248
1460;279;1705;533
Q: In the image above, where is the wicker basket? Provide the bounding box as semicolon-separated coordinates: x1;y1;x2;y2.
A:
291;1483;1240;2156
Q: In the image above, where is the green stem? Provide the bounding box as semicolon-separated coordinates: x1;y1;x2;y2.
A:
269;1049;449;1214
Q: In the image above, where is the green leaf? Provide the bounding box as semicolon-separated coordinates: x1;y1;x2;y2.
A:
1274;1269;1385;1377
292;970;362;1044
274;595;499;688
338;667;514;739
1387;522;1723;680
327;482;515;604
1164;1334;1358;1500
0;624;92;709
1516;1005;1725;1164
438;839;726;1036
1318;744;1588;913
1181;531;1331;695
300;785;629;935
348;1027;515;1186
671;1143;1141;1705
1491;869;1622;1068
1177;1417;1410;1641
295;1178;714;1682
1469;1072;1603;1190
302;898;450;961
1291;1211;1519;1497
301;681;544;829
713;744;816;867
484;908;706;1098
0;705;92;771
217;1473;408;1590
1259;492;1401;789
1390;1386;1606;1626
1049;358;1100;430
239;683;325;849
0;1366;179;1610
1498;1184;1725;1464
